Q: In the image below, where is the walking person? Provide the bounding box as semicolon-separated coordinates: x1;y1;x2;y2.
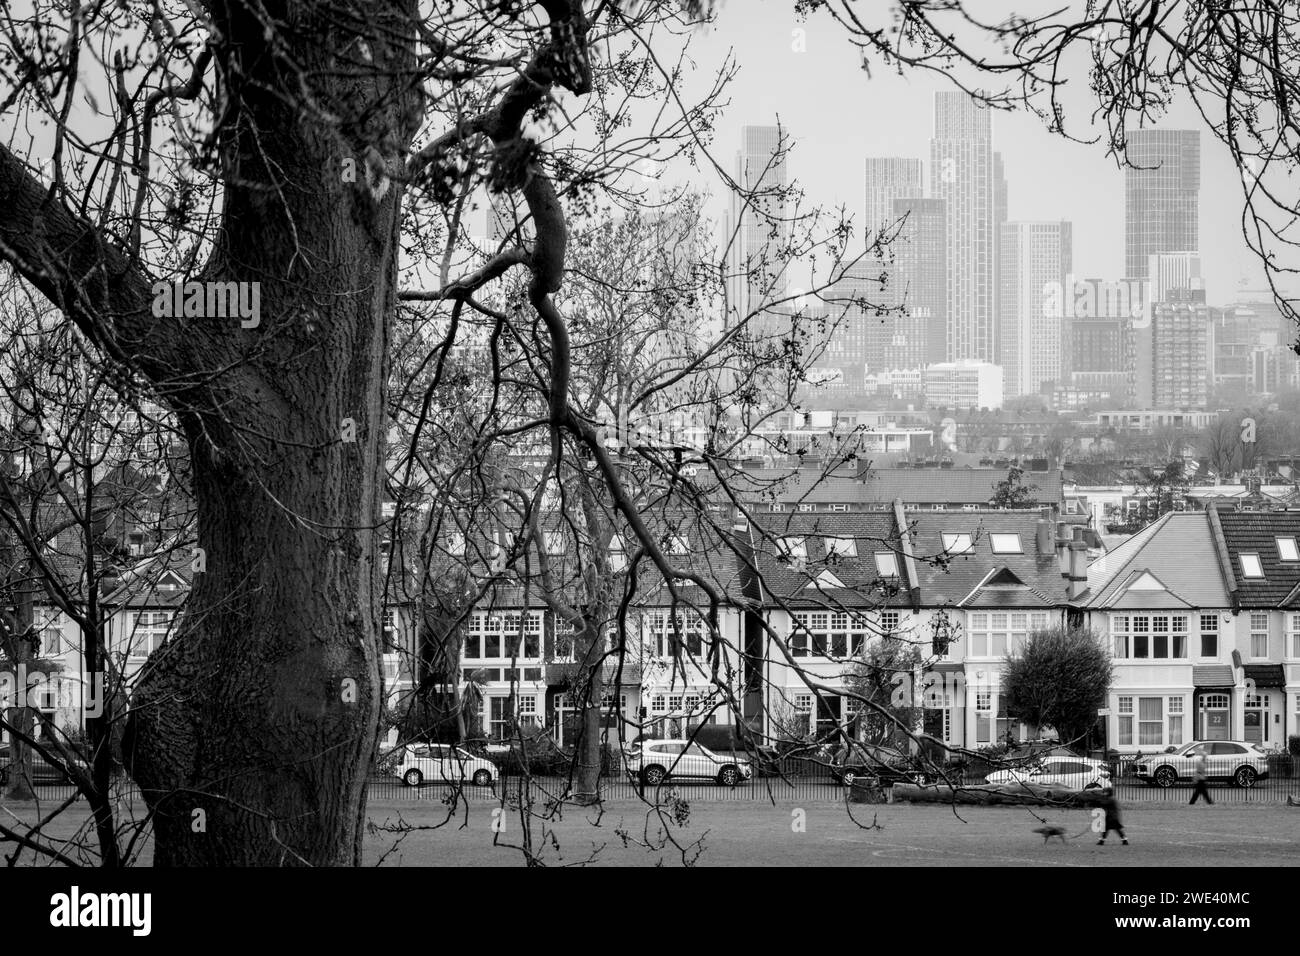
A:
1096;787;1128;845
1189;749;1214;805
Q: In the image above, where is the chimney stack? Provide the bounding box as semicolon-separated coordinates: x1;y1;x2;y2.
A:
1067;525;1088;600
1054;521;1070;575
1035;518;1052;555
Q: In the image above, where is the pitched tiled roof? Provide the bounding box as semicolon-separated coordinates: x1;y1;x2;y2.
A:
860;469;1064;507
1215;510;1300;606
748;512;910;609
732;467;1064;508
1083;513;1231;609
906;510;1065;609
1192;665;1234;688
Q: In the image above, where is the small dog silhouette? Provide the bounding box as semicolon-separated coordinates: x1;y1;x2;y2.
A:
1032;824;1068;844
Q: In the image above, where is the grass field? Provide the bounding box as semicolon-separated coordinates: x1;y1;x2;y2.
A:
361;798;1300;867
4;795;1297;866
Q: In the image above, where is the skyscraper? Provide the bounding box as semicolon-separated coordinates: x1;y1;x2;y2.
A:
725;125;789;328
999;221;1072;398
1125;130;1201;282
891;195;947;367
864;158;922;246
931;92;995;363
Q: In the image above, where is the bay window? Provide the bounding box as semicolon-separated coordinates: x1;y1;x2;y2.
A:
466;611;543;660
966;611;1047;658
1110;614;1189;659
649;610;706;658
791;611;868;658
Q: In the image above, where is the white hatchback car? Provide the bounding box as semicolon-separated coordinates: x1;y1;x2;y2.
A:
1134;740;1271;789
627;739;753;787
985;755;1111;790
391;743;497;787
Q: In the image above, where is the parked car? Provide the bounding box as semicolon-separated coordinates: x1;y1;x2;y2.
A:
0;743;88;786
984;755;1111;790
1134;740;1271;789
388;743;497;787
636;726;782;777
830;742;929;787
626;739;753;787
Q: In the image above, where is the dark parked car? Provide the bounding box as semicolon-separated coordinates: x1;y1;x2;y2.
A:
830;742;929;787
0;744;87;786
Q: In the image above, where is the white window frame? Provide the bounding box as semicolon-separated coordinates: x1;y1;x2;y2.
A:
648;609;706;658
792;610;868;658
1240;553;1264;578
1198;613;1219;659
941;532;973;554
1109;613;1189;660
1117;695;1134;745
989;533;1023;554
467;610;543;661
966;611;1047;659
1249;612;1270;659
1137;696;1164;746
1168;696;1185;746
1288;613;1300;659
777;536;807;560
126;611;174;661
825;536;857;558
1277;537;1300;562
874;551;900;578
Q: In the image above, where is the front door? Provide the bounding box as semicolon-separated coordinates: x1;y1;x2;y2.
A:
1244;693;1270;744
1199;692;1231;741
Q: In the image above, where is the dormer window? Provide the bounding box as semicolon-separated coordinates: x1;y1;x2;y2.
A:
1240;553;1264;579
989;533;1023;554
941;532;973;555
1277;537;1300;562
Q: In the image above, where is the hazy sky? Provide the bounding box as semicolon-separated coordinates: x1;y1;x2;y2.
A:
673;1;1268;306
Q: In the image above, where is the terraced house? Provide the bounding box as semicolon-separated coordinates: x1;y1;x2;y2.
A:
1074;508;1300;752
749;504;1080;749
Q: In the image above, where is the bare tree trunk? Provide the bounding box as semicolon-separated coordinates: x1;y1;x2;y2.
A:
572;609;605;804
2;550;36;802
114;2;422;866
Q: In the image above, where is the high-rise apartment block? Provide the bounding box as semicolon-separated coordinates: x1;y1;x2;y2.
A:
999;221;1072;399
931;93;995;364
1149;289;1212;408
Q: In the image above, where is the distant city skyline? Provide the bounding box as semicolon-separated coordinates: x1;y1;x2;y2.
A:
677;9;1272;306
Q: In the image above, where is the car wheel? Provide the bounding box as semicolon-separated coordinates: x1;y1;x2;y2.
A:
717;766;740;787
1153;766;1177;789
1233;766;1258;788
403;768;423;787
472;769;492;787
841;770;857;787
642;765;667;786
